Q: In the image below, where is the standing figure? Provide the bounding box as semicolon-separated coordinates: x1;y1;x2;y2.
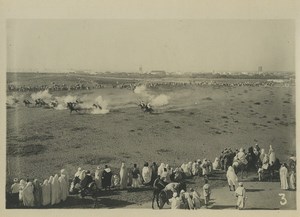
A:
10;178;20;207
19;179;27;203
192;160;200;175
289;170;296;190
235;182;246;210
33;179;42;207
212;157;221;170
169;192;181;209
120;162;128;189
51;174;60;205
226;166;238;191
41;179;51;206
279;163;289;190
190;188;201;209
101;165;113;190
201;159;209;178
131;163;140;188
150;162;158;184
22;182;35;207
94;166;102;189
142;162;152;185
203;179;211;207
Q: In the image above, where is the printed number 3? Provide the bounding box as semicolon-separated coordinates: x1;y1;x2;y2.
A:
279;193;287;205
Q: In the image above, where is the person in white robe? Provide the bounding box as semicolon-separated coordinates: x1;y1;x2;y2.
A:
183;190;194;209
268;145;274;155
269;149;276;166
262;153;269;170
74;167;82;178
41;179;51;206
279;164;289;190
259;149;266;163
166;164;173;177
235;182;246;210
157;163;166;177
51;174;60;205
119;162;128;189
33;179;42;207
79;170;86;181
190;188;201;209
212;157;221;170
161;168;171;183
187;162;193;176
201;159;209;177
192;161;199;175
289;170;296;190
60;169;69;198
94;166;102;189
48;176;53;204
58;175;68;202
22;182;35;207
141;162;152;185
236;148;248;165
169;192;181;209
226;166;238;191
60;169;69;191
19;179;27;202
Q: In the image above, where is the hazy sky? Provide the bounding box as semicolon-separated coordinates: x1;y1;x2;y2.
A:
7;19;295;73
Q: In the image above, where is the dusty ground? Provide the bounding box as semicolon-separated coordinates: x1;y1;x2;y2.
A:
6;74;296;209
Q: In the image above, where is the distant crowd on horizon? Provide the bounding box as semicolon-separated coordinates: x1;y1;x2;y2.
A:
7;77;293;93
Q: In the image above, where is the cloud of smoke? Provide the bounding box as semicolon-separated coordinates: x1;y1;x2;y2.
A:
134;85;170;107
6;93;23;106
31;90;52;102
150;94;170;106
91;96;109;114
54;95;78;110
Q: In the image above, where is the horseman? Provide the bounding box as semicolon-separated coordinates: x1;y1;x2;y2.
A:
268;145;276;166
253;143;261;156
153;175;167;191
235;148;248;165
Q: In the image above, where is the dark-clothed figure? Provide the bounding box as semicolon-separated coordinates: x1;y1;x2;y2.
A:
101;165;113;190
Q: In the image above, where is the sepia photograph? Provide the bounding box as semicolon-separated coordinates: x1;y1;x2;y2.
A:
4;18;296;211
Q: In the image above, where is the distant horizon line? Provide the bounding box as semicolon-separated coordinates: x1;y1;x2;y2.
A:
6;71;295;74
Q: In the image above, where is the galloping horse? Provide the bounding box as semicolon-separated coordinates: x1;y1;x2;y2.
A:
23;99;32;107
67;102;88;113
138;101;154;113
157;182;187;209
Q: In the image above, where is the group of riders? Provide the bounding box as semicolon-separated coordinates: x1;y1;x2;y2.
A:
219;144;296;181
21;97;153;114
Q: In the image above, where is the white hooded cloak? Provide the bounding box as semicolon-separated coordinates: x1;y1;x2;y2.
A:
42;179;51;206
51;174;60;205
226;166;238;187
119;163;128;189
22;182;35;207
142;166;152;184
280;165;289;190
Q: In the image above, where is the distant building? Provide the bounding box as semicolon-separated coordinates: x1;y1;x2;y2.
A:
258;66;263;73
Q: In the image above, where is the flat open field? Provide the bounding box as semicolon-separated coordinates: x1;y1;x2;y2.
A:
6;73;296;209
